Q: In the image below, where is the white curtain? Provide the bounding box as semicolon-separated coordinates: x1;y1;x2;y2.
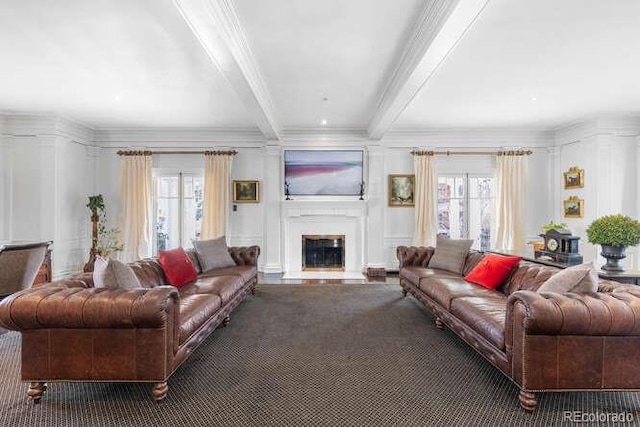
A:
495;152;528;251
119;152;152;262
413;151;438;247
201;151;235;240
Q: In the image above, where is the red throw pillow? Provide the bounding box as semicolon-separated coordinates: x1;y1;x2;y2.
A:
158;247;198;288
464;254;522;290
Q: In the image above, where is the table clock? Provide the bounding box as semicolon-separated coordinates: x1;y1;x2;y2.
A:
534;228;583;266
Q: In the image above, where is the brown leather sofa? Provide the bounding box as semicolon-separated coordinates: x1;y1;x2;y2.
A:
397;245;640;411
0;245;260;403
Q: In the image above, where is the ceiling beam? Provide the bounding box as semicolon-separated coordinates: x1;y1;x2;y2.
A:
173;0;280;139
367;0;490;140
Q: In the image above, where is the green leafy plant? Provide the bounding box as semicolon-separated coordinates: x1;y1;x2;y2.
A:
87;194;123;257
586;214;640;247
541;220;568;233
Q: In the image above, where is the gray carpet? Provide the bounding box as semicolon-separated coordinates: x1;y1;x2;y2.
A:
1;283;639;426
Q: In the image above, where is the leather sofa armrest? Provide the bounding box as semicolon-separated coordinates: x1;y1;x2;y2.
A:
229;245;260;266
396;246;434;269
505;290;640;342
0;285;179;331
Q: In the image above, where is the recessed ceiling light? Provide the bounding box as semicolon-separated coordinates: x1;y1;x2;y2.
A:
531;97;537;102
321;119;328;126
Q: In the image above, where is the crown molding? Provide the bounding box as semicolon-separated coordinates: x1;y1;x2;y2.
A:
94;127;266;147
554;115;640;145
381;127;554;148
367;0;490;140
0;113;95;142
173;0;280;139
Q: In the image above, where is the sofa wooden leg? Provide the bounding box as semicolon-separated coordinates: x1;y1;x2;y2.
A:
401;289;407;297
434;317;444;329
27;382;47;403
518;389;537;412
152;382;168;402
251;285;256;295
222;315;231;326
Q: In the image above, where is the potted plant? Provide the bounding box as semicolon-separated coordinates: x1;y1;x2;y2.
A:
540;220;568;234
83;195;123;272
586;214;640;271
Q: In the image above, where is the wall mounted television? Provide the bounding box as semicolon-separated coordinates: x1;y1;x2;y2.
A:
284;149;364;196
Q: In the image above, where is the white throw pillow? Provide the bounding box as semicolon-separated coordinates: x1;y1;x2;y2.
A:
93;256;142;289
537;262;598;293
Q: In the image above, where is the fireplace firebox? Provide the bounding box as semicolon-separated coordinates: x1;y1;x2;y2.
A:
302;235;345;271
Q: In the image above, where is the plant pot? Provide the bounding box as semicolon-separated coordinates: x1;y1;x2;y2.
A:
600;244;627;272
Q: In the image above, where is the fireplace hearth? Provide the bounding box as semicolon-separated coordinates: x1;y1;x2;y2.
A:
302;235;345;271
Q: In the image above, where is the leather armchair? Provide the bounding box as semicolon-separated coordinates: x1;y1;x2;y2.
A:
0;241;52;297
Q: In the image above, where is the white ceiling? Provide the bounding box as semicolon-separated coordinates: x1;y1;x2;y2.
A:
0;0;639;138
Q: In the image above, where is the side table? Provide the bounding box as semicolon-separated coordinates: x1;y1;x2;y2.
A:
597;270;640;286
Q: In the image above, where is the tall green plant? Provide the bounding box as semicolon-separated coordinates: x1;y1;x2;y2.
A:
586;214;640;247
87;194;123;257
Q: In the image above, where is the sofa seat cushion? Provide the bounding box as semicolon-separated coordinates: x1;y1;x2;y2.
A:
401;267;461;288
420;278;496;310
179;294;222;344
199;265;257;283
450;295;507;350
181;275;245;304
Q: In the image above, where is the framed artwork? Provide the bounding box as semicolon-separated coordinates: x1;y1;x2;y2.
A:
563;166;584;189
233;180;260;203
388;174;415;207
563;196;584;218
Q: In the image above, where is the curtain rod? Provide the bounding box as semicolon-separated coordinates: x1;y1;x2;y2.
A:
411;149;532;156
117;150;238;156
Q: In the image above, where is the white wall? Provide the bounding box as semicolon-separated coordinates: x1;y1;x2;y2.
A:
15;115;626;277
0;115;97;278
554;117;640;269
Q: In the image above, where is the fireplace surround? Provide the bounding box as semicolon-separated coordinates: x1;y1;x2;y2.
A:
281;200;366;279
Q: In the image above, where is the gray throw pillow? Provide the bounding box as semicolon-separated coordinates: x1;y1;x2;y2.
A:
537;262;598;293
193;236;236;272
93;256;141;289
428;237;474;274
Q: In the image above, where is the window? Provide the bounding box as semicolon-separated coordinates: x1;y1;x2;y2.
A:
437;174;495;251
153;172;204;254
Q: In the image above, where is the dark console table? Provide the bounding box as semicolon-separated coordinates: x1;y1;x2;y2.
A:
490;249;640;286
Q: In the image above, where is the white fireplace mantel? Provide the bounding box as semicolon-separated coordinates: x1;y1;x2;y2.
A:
280;199;368;278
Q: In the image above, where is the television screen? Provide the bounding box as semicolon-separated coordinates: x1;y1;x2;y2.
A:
284;150;364;196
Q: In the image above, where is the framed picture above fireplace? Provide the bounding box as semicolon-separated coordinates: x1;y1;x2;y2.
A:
283;149;364;196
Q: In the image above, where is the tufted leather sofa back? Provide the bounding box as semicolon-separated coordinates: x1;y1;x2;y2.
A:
502;260;562;295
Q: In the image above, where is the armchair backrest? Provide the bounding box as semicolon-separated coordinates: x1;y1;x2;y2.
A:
0;241;51;297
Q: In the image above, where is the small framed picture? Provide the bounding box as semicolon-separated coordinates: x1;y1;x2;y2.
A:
563;166;584;189
233;180;260;203
388;174;415;207
563;196;584;218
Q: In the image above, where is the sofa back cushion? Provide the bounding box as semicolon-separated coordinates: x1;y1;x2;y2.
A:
462;250;485;276
129;259;169;288
428;237;474;274
502;261;561;295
